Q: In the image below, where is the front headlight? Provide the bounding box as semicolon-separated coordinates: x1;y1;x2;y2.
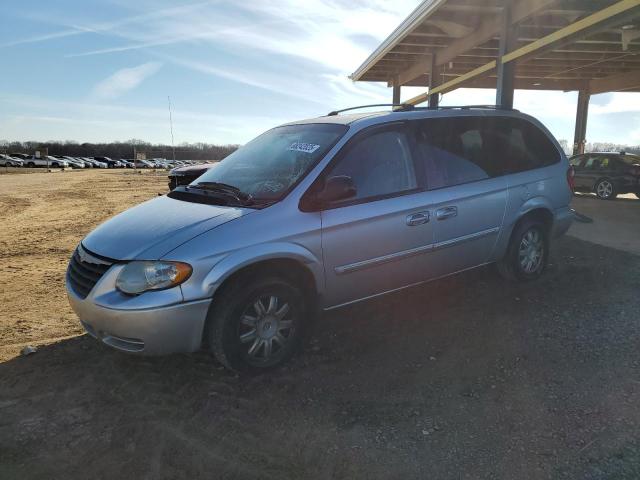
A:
116;261;192;295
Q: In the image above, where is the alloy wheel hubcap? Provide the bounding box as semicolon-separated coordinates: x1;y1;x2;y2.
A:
518;228;544;274
597;181;612;198
238;295;293;361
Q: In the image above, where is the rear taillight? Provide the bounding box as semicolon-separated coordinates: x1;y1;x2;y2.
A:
567;166;575;192
630;165;640;177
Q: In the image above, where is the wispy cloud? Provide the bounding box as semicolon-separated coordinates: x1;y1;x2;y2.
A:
92;62;162;99
27;0;414;73
0;27;86;48
3;1;216;50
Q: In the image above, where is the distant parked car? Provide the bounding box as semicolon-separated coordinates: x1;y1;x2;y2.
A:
82;157;107;168
119;160;135;168
0;154;24;167
569;152;640;199
23;156;68;168
93;157;122;168
53;155;84;169
47;156;70;168
133;159;154;168
168;162;218;190
64;156;92;168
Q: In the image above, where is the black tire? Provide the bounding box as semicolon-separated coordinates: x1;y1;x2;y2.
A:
52;162;59;168
497;218;549;282
27;162;35;168
208;276;308;372
594;178;617;200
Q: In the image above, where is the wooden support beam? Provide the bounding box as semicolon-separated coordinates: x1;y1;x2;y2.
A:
396;55;432;87
573;90;591;155
405;61;497;105
394;0;554;86
392;85;401;104
429;54;440;109
502;0;640;64
589;69;640;93
435;0;555;67
496;2;517;109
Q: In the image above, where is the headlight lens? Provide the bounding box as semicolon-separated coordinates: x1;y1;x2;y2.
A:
116;261;192;295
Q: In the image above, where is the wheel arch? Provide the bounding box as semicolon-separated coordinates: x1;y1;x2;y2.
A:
200;250;321;349
492;198;554;262
203;243;323;306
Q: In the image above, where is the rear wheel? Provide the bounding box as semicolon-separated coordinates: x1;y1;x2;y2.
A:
595;179;617;200
27;162;35;168
208;277;307;372
497;218;549;282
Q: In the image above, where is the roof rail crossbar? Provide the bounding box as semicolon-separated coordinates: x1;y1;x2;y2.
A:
327;103;415;116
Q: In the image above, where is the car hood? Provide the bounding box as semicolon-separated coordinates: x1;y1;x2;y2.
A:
82;195;253;260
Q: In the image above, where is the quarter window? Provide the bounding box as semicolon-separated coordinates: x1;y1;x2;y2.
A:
413;116;561;189
569;155;585;167
326;127;417;203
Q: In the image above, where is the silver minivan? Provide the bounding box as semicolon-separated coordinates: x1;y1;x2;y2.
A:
66;106;573;371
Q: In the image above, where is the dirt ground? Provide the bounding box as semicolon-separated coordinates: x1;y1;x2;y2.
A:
0;169;168;360
1;170;639;479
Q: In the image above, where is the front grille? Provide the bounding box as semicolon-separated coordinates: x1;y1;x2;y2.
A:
67;246;114;299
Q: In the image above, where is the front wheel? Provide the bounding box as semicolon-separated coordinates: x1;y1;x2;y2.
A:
208;277;307;372
595;179;617;200
497;219;549;282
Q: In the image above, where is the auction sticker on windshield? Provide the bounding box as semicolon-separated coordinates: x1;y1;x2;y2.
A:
288;142;320;154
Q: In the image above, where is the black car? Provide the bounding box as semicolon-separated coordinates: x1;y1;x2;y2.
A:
167;162;217;190
569;152;640;200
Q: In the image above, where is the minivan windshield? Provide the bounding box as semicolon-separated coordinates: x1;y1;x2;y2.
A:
193;123;348;203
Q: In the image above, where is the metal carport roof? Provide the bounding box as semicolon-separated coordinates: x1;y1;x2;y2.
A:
350;0;640;152
351;0;640;97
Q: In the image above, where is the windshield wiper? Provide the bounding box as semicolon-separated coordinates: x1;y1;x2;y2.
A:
189;182;253;205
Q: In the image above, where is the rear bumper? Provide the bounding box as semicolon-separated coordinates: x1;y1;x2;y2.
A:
552;206;573;238
66;276;211;355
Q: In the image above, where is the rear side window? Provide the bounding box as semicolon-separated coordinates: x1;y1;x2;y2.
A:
584;156;601;169
413;117;491;190
413;116;561;189
327;125;417;203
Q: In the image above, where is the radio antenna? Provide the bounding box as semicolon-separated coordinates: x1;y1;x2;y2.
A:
167;95;176;162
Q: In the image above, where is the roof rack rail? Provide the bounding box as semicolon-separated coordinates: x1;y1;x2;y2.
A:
434;105;519;111
327;103;414;116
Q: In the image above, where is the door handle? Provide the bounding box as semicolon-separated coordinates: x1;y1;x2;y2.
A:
436;206;457;220
406;211;430;226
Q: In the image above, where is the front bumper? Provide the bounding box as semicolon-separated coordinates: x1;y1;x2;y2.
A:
66;271;211;355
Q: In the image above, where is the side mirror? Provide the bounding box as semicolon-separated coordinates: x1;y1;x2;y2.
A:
316;175;357;204
299;175;357;212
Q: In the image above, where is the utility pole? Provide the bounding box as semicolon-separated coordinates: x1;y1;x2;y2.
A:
168;96;176;163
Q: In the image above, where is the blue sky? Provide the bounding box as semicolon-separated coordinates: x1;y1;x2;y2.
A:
1;0;639;146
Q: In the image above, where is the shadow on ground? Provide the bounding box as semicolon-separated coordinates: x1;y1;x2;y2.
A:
1;237;639;480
